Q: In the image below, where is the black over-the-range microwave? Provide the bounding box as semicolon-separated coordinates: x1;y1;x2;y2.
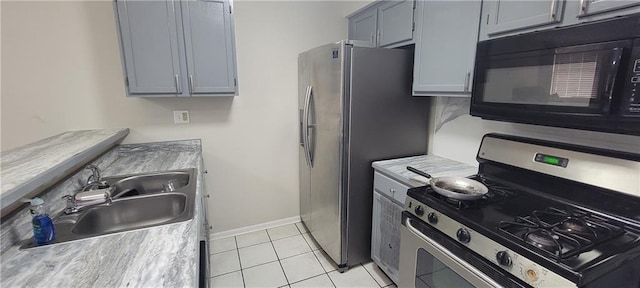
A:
471;13;640;136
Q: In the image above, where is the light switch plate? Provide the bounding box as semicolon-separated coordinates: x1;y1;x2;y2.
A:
173;110;190;124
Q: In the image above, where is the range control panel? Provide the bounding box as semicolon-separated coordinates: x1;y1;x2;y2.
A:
625;45;640;114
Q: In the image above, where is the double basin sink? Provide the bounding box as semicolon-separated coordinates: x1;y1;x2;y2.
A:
22;168;197;249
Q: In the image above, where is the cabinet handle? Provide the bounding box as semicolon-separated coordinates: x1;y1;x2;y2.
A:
174;74;181;94
390;188;396;195
549;0;557;20
370;32;375;45
377;30;381;46
579;0;588;15
464;71;471;92
189;75;194;94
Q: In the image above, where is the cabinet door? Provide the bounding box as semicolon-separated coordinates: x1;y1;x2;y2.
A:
485;0;562;36
349;9;378;46
413;0;481;96
377;0;415;47
116;0;184;95
181;0;237;95
578;0;640;17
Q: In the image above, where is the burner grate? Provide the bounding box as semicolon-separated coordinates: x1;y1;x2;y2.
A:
499;207;625;261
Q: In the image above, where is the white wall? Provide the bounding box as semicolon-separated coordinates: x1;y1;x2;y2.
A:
341;0;375;16
432;98;640;166
1;0;350;232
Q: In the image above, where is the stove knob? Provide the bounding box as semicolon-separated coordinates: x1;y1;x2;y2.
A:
456;228;470;243
414;205;425;216
427;212;438;224
496;251;512;267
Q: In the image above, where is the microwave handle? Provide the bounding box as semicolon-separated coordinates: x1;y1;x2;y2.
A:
602;48;624;114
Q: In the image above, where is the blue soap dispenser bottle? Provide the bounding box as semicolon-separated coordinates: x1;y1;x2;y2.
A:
30;197;55;245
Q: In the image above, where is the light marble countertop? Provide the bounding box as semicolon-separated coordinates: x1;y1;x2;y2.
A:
0;129;129;212
372;155;478;187
0;139;204;288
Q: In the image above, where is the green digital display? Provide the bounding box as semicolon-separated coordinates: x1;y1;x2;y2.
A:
542;156;560;165
535;153;568;167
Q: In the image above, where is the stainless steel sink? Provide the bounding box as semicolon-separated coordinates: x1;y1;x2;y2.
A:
21;168;197;250
106;171;190;199
72;193;188;235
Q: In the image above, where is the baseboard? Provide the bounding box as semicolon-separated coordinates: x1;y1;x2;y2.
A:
210;215;302;240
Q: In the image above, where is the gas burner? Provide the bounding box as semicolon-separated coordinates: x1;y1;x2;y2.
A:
499;207;626;261
558;218;595;238
525;230;560;253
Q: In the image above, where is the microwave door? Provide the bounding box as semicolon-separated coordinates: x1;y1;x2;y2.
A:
473;40;631;117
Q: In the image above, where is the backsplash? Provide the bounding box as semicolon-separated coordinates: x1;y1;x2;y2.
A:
432;97;640;166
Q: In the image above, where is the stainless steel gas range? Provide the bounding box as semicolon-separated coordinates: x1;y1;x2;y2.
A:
399;133;640;288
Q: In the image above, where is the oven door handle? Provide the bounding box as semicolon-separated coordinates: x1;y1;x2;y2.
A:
406;218;503;288
602;47;624;115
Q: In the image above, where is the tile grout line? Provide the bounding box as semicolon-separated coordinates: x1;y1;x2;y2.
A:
308;247;338;288
325;271;338;288
234;236;247;288
286;271;333;287
266;228;292;286
239;259;281;271
274;224;323;285
360;263;384;288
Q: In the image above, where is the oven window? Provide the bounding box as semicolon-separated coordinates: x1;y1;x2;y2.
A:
481;49;611;108
415;248;474;288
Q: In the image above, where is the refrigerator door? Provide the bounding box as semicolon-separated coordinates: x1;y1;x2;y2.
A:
307;42;348;265
298;52;312;228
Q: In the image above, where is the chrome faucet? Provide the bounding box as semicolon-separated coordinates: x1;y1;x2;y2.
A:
63;165;112;214
63;187;113;214
83;165;109;191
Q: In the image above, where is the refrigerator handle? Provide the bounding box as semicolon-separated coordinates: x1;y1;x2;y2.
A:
302;85;313;167
307;86;316;166
299;109;305;146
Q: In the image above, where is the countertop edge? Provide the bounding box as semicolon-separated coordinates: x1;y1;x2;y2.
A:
1;129;129;214
372;154;478;187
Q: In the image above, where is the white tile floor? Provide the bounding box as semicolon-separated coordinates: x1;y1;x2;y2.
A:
210;222;397;288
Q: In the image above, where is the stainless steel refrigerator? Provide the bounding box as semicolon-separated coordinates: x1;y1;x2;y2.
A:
298;41;430;270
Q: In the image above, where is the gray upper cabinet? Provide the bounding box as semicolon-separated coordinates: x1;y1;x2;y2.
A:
115;0;238;97
480;1;640;40
578;0;640;17
484;0;563;36
377;0;415;47
349;9;377;46
413;0;481;97
347;0;415;48
181;0;237;95
116;0;184;95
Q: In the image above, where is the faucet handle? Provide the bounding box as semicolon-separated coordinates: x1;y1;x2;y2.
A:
85;165;101;184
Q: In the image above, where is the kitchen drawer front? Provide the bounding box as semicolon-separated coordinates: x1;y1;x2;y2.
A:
374;171;409;205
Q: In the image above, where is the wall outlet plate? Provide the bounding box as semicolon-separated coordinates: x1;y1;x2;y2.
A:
173;110;190;124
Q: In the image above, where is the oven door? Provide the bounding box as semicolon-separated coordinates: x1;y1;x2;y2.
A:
471;40;632;132
399;213;527;288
